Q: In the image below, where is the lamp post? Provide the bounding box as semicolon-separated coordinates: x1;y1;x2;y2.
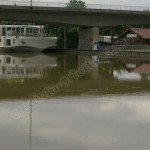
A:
99;0;101;9
30;0;32;10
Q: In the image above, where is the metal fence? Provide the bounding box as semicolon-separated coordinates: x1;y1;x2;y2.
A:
0;0;150;12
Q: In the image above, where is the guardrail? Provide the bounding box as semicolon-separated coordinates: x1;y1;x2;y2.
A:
0;0;150;12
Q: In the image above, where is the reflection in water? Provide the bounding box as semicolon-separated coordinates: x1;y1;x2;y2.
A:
0;54;57;79
0;53;149;98
30;100;32;150
1;95;150;150
0;52;150;150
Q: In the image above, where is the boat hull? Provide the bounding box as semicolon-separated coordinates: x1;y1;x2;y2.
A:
0;36;57;52
0;46;43;52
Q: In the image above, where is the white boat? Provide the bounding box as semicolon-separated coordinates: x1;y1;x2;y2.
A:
0;25;57;51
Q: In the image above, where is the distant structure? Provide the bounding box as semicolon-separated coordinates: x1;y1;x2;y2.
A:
99;35;118;44
116;28;150;45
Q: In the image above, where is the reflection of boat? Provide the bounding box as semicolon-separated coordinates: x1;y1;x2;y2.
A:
0;25;57;51
0;54;57;79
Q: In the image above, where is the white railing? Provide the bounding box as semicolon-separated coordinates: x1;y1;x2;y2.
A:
0;1;150;12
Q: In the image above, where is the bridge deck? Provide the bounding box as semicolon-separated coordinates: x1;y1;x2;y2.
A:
0;2;150;27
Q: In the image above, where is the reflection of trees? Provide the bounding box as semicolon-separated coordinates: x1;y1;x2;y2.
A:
113;62;122;73
43;54;78;80
98;61;123;79
99;62;113;79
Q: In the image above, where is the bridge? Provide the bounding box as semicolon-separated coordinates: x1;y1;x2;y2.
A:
1;1;150;50
1;1;150;26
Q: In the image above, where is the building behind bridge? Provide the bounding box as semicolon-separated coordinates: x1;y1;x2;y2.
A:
115;28;150;45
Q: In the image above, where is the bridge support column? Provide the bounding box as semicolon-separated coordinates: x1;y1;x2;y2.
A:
78;27;99;50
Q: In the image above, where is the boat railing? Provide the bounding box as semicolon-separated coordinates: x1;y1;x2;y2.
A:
4;33;51;37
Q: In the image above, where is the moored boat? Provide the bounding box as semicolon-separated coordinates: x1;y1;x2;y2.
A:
0;25;57;51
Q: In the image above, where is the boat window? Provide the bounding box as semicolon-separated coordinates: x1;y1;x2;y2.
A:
6;39;11;46
12;28;15;34
16;28;20;33
21;28;24;33
0;39;1;42
13;39;15;45
7;27;13;35
6;57;11;64
30;28;33;33
33;28;35;33
35;28;38;33
7;27;11;31
2;27;6;36
26;28;29;33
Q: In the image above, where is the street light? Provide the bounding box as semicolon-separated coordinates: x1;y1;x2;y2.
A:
99;0;101;9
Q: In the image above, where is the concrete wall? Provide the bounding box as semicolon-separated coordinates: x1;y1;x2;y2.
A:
78;27;99;50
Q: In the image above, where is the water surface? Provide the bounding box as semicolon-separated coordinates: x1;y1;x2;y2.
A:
0;52;150;150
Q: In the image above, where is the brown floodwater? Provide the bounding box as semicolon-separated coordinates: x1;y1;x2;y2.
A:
0;52;150;150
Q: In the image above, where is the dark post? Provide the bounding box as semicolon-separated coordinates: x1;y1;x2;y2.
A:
30;0;32;10
64;26;67;49
111;26;114;44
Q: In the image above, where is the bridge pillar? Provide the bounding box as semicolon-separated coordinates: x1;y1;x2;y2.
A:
78;27;99;50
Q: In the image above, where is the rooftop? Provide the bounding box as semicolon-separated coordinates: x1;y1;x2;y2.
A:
131;28;150;39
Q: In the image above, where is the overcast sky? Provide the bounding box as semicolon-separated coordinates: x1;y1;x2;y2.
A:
40;0;150;7
8;0;150;7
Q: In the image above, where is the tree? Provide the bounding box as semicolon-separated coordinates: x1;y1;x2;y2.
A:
44;25;79;48
66;0;87;8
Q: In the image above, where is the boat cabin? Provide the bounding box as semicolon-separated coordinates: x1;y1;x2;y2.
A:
0;25;57;49
0;25;45;37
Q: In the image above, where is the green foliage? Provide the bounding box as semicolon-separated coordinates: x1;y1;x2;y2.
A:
66;0;87;8
44;25;79;48
67;27;79;48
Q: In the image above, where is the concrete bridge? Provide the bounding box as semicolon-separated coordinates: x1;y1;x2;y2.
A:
1;1;150;49
1;1;150;26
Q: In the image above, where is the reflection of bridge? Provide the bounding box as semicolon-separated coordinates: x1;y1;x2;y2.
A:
1;1;150;50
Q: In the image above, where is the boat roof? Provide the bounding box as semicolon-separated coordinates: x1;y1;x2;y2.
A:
0;25;44;28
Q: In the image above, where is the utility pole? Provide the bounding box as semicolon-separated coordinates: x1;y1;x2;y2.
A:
99;0;101;9
111;26;114;44
64;26;67;49
30;0;32;9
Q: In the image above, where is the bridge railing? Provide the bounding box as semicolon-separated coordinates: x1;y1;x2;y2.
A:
0;0;150;12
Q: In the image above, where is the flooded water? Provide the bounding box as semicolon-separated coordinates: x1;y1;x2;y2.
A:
0;52;150;150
